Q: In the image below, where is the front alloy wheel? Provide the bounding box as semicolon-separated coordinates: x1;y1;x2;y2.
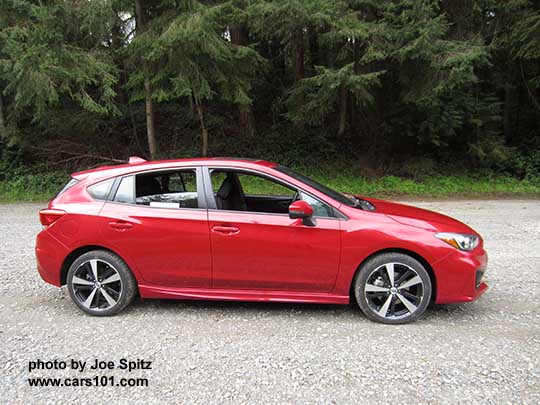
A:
67;250;137;316
354;253;432;324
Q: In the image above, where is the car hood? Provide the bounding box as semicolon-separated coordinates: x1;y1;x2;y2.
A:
359;197;476;233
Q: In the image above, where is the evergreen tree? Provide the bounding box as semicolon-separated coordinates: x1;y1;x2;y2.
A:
246;0;340;128
0;0;119;128
126;1;261;157
0;0;538;175
286;0;385;137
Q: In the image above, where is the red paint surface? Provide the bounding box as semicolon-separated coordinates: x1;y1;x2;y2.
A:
36;158;488;305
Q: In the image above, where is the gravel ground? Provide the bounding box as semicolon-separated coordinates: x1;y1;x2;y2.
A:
1;200;539;404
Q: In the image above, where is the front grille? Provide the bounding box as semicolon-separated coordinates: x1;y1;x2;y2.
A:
475;270;484;288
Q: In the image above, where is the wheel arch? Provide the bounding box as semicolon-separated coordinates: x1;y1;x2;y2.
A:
60;245;138;286
349;247;437;302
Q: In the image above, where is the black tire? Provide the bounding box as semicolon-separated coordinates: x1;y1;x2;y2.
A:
67;250;137;316
353;253;432;324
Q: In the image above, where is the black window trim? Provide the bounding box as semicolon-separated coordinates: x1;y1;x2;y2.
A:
203;166;347;220
106;166;207;210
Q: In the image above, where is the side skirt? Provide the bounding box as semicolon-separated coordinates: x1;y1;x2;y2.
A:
138;285;350;305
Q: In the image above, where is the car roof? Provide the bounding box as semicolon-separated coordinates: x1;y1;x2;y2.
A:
72;157;278;180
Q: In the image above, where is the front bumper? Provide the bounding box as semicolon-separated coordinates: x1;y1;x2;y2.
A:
35;229;69;287
434;247;489;304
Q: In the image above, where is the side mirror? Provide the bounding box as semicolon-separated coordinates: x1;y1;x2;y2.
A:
289;200;316;226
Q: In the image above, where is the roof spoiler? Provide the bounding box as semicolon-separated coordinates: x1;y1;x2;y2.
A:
128;156;147;164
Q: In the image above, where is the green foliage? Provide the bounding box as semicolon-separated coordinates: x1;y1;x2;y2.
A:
246;0;338;44
288;166;540;198
382;0;497;149
0;0;538;185
0;165;67;202
0;0;119;122
506;149;540;181
2;164;538;202
158;4;262;106
289;65;382;125
124;1;262;107
225;169;540;197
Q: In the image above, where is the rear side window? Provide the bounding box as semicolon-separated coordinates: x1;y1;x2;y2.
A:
112;170;199;209
56;178;79;196
87;178;114;201
135;170;199;208
113;176;134;203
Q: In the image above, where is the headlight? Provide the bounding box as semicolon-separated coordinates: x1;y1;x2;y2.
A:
435;232;479;251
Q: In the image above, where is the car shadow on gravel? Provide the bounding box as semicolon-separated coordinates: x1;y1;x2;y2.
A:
131;298;353;315
122;296;486;323
134;299;353;312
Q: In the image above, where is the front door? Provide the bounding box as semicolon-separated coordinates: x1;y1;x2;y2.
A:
206;168;341;292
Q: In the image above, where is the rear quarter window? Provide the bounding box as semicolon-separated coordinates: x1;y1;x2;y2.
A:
87;178;114;201
56;178;79;197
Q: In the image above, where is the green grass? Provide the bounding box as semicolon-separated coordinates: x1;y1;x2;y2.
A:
0;171;68;203
317;174;540;198
1;168;539;203
300;166;540;198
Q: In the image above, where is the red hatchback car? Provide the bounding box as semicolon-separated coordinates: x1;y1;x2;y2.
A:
35;157;488;324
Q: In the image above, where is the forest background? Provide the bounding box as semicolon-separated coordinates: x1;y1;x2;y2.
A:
1;0;539;200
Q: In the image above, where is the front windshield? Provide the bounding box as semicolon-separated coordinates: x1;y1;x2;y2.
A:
275;165;357;207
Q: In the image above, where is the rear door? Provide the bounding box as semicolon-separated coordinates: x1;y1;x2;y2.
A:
98;167;212;289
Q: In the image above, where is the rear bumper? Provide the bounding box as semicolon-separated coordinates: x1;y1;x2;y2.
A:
35;229;69;287
434;247;489;304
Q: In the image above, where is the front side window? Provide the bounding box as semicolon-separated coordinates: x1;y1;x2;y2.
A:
210;169;334;217
276;165;357;207
211;169;294;214
299;192;334;218
237;172;296;198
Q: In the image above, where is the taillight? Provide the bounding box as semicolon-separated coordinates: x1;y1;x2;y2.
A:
39;209;66;226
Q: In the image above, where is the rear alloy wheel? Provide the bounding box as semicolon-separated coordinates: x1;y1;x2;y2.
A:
67;250;137;316
354;253;432;324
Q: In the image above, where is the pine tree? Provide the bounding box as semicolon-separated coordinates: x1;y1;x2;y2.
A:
286;0;385;137
491;0;540;150
1;0;539;174
129;1;262;156
381;0;495;158
246;0;340;129
0;0;119;128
